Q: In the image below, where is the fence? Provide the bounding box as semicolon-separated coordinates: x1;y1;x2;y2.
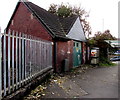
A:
0;30;52;99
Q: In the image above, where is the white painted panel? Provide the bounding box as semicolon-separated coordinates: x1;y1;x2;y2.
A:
67;17;86;42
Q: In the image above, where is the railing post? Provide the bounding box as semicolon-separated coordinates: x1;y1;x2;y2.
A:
0;31;3;100
39;42;41;71
3;30;6;96
29;36;32;80
16;32;18;89
24;34;27;83
8;29;11;94
34;39;36;74
22;34;25;85
12;30;15;91
41;43;43;70
19;33;21;87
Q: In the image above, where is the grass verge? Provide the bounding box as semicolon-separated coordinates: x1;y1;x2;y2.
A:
99;61;117;67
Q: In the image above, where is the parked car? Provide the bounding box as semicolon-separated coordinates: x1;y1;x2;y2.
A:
114;50;120;55
110;56;120;61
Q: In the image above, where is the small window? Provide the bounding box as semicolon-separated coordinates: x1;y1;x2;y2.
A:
76;43;79;47
74;43;75;46
11;20;14;25
30;13;34;19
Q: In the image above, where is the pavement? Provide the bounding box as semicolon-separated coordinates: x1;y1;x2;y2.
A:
24;62;119;99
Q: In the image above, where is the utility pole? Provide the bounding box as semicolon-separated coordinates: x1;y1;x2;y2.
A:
102;18;104;32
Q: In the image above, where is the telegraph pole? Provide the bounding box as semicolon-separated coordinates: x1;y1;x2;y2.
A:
102;18;104;32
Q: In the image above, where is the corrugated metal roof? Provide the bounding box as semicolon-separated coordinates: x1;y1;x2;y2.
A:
105;40;120;47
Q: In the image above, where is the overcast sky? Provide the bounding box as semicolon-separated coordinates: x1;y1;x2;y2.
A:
0;0;119;38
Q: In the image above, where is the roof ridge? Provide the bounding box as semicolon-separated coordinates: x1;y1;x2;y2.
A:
57;18;66;35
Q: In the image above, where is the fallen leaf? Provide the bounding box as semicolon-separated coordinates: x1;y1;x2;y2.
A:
42;93;45;96
51;92;55;95
53;80;57;82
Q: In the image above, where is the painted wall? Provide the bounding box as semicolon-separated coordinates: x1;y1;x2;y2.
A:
67;17;86;42
73;41;82;67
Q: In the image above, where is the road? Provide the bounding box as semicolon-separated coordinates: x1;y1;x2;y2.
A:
75;62;118;98
24;62;119;99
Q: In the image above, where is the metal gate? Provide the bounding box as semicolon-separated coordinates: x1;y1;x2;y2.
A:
73;41;82;67
0;29;52;99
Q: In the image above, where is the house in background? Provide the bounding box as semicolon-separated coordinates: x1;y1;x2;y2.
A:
6;0;87;73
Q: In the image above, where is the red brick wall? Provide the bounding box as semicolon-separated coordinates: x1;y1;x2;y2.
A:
82;42;86;64
7;2;52;41
67;40;73;69
56;40;73;73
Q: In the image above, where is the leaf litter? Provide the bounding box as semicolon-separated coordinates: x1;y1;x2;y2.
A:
24;65;91;99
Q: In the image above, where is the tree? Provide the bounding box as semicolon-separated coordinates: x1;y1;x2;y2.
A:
94;30;116;41
57;5;72;17
48;4;57;15
48;3;91;38
88;30;116;46
88;30;116;63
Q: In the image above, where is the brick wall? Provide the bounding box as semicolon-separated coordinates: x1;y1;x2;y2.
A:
56;40;73;73
7;2;52;41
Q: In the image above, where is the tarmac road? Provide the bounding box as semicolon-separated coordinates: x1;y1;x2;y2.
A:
73;62;118;98
24;62;119;99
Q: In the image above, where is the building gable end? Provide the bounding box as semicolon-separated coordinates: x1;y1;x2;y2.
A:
67;17;86;42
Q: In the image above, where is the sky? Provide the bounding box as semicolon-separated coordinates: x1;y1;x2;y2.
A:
0;0;119;38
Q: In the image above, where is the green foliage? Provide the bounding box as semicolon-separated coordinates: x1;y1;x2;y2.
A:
88;30;116;48
94;30;116;40
57;5;72;17
99;61;116;67
99;56;116;67
48;3;87;18
88;39;96;46
88;30;116;63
